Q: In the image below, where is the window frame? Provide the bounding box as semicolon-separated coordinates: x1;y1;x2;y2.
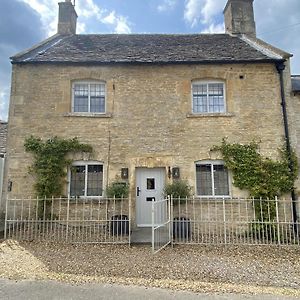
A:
68;160;104;198
72;81;106;114
195;160;230;198
191;80;226;114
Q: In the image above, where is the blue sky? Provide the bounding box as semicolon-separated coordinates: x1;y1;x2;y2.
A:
0;0;300;121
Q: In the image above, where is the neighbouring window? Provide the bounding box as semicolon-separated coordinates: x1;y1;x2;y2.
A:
192;82;225;113
72;82;105;113
70;162;103;197
196;161;229;197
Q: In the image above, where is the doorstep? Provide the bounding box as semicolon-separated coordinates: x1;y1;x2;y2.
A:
130;227;152;244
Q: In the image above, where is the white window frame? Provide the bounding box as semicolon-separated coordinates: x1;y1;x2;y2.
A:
72;81;106;114
191;81;226;114
195;160;230;198
68;160;104;198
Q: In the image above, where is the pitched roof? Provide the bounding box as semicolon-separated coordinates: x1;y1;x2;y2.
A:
0;121;8;155
292;76;300;93
11;34;285;65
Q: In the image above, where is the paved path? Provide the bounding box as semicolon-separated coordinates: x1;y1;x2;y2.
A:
0;279;298;300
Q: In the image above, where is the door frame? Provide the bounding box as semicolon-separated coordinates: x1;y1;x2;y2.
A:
135;167;165;227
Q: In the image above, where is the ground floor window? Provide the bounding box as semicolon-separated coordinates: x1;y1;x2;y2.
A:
196;161;229;197
70;161;103;197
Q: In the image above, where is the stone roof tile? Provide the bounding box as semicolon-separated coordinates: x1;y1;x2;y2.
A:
11;34;282;64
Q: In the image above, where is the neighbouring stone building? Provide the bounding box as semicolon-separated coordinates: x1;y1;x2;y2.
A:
0;121;7;209
2;0;299;228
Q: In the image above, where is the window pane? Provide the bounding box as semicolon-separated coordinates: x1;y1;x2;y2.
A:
90;84;105;113
87;165;103;196
74;84;88;112
147;178;155;190
90;96;105;112
193;84;208;113
213;165;229;195
196;164;212;196
208;83;224;113
70;166;85;196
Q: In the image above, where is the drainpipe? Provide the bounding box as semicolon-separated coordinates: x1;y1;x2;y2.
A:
276;61;298;235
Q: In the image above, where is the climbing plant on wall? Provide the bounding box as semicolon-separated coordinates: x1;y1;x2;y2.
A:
24;136;93;198
211;139;298;222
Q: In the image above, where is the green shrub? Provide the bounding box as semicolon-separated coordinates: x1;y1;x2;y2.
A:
106;182;129;198
164;180;191;199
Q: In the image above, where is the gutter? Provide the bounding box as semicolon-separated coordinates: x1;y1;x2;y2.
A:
276;61;298;235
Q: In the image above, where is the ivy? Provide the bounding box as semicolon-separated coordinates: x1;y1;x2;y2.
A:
24;136;93;198
212;139;298;222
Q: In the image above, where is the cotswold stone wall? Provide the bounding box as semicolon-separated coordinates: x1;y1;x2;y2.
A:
3;62;292;209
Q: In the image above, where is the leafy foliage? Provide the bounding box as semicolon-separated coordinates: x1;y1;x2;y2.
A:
212;139;297;200
212;138;298;226
24;136;93;198
164;180;192;200
106;181;129;198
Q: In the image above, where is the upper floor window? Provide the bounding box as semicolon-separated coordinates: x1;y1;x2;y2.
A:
195;160;229;197
72;82;105;113
69;161;103;197
192;81;225;113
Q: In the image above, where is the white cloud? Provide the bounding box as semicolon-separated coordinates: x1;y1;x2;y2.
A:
184;0;203;28
184;0;226;28
201;22;224;34
0;89;9;121
201;0;226;24
20;0;58;36
157;0;177;12
102;11;131;34
20;0;132;36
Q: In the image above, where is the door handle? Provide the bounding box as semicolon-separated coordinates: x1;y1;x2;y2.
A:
136;187;141;196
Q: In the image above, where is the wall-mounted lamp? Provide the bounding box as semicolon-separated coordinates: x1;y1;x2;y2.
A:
121;168;128;179
172;167;180;179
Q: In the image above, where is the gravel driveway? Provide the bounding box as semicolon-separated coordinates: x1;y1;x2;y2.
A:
0;240;299;297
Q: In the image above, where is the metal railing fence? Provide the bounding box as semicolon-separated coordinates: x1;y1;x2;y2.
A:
171;197;300;245
5;197;131;244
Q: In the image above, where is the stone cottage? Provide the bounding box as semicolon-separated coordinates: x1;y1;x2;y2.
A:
2;0;299;230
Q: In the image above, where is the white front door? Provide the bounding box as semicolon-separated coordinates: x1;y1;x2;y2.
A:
136;168;165;227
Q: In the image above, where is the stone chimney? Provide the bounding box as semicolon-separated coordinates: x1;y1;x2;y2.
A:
57;0;77;35
224;0;256;36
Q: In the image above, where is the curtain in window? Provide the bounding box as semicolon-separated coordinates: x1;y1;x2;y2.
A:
196;163;229;196
74;84;89;112
196;164;212;195
70;166;85;196
213;165;229;195
87;165;103;196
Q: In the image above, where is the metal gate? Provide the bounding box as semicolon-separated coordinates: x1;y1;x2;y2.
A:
152;196;172;253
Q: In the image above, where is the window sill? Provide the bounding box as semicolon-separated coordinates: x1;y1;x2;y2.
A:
186;113;234;118
63;113;112;118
